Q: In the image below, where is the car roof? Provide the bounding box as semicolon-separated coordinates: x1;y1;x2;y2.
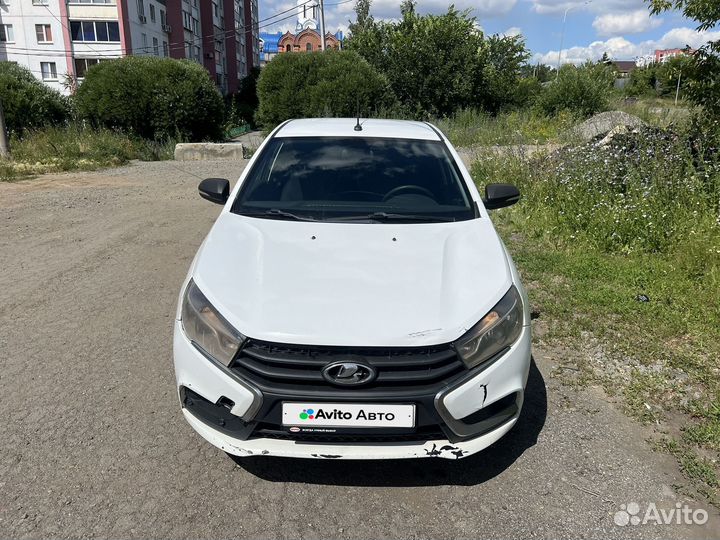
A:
274;118;442;141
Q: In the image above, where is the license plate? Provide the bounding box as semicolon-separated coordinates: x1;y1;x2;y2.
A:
282;403;415;428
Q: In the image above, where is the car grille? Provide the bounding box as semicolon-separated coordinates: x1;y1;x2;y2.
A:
230;339;467;393
251;423;447;444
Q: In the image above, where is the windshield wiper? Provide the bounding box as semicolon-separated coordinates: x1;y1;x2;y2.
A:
331;212;456;223
239;209;318;222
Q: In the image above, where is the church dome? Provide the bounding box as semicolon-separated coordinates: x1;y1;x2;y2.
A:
296;0;319;31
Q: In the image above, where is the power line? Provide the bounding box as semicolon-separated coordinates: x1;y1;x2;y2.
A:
43;2;107;58
2;8;298;57
0;0;350;57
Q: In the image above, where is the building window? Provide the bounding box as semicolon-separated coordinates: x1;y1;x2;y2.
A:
182;10;192;30
137;0;145;17
162;40;168;56
40;62;57;81
285;44;291;52
35;24;53;43
70;20;120;42
152;36;159;55
0;24;14;43
73;57;105;78
306;42;312;51
149;3;155;22
141;33;147;51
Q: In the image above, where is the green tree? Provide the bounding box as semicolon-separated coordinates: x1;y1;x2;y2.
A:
646;0;720;115
520;63;556;83
255;50;393;128
400;0;416;17
656;55;693;97
75;56;224;141
477;34;531;112
537;62;615;118
0;62;70;136
346;0;388;72
227;66;261;127
348;0;373;35
625;64;660;96
346;6;529;117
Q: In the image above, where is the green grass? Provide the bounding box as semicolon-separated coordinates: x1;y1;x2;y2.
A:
684;422;720;451
471;120;720;504
660;439;719;503
614;96;692;128
434;108;577;148
0;126;176;181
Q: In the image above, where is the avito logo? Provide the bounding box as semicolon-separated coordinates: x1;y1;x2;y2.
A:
298;407;396;421
299;408;315;420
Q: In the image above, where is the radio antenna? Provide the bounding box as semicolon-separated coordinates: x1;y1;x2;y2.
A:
354;96;363;131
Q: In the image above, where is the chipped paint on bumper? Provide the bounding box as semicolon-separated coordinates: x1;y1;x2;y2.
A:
182;408;518;460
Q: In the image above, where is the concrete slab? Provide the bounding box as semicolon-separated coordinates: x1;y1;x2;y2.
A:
174;143;245;161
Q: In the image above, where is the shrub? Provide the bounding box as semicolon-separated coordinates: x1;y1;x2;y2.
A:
0;125;176;181
625;64;660;97
537;63;615;118
0;62;70;136
227;66;261;128
74;56;224;141
625;56;691;98
255;50;393;128
648;0;720;118
472;126;720;254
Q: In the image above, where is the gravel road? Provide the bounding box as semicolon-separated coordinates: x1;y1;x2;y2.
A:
1;160;718;539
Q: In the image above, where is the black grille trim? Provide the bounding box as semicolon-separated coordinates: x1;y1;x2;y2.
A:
230;339;468;392
251;423;447;444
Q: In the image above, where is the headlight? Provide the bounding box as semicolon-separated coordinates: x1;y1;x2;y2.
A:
454;286;523;369
181;279;245;366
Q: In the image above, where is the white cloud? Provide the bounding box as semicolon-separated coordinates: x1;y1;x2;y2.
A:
335;0;518;24
532;26;720;65
592;10;663;37
503;26;523;37
261;0;517;34
528;0;648;16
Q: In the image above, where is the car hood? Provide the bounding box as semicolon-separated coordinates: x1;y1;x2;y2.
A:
192;213;513;347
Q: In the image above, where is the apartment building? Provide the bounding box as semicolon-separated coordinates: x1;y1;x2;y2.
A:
0;0;257;94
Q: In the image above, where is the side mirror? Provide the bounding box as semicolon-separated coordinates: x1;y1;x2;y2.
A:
482;183;520;210
199;178;230;205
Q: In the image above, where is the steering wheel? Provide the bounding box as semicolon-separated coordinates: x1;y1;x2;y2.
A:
382;185;436;202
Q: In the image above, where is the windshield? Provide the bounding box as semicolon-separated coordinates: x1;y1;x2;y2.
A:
231;136;476;222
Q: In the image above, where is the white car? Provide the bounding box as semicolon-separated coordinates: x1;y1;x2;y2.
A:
173;118;531;460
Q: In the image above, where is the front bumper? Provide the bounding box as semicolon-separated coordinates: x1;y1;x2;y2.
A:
173;322;531;460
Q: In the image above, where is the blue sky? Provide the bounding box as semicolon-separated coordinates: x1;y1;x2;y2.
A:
260;0;720;66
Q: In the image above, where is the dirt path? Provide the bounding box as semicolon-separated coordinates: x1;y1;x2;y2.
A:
0;161;718;539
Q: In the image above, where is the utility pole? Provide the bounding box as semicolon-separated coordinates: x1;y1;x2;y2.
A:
319;0;326;51
0;98;9;158
556;0;593;80
556;6;571;80
675;69;682;106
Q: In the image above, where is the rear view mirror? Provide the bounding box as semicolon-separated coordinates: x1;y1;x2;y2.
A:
482;183;520;210
199;178;230;205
